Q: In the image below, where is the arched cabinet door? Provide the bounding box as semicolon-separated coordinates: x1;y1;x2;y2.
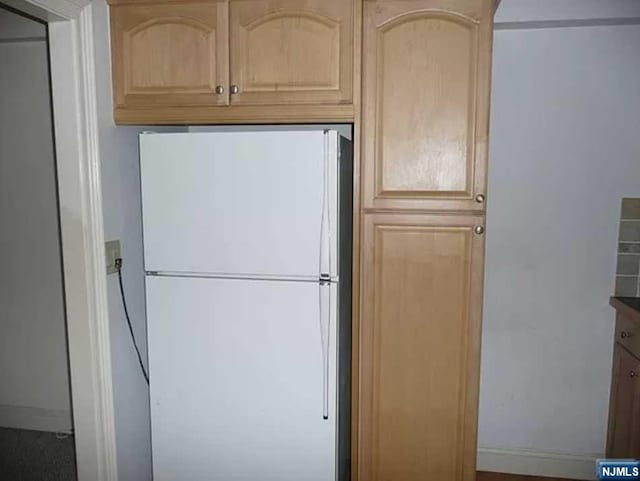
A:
229;0;355;105
362;0;493;211
110;1;229;110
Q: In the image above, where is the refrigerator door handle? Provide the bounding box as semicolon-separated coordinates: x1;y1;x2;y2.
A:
319;132;332;278
319;281;331;420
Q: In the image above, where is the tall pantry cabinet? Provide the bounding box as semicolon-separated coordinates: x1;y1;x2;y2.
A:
357;1;494;481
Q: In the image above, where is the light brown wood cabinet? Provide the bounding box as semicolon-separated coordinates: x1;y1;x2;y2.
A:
229;0;353;106
108;0;357;124
357;1;493;480
358;213;485;481
607;301;640;459
362;0;494;211
109;1;230;110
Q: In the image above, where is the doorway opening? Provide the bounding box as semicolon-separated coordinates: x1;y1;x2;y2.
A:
0;4;77;480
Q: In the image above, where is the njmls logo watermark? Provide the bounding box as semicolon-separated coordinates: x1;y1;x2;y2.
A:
598;460;640;480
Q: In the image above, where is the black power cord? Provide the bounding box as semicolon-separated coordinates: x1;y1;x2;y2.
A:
115;258;150;385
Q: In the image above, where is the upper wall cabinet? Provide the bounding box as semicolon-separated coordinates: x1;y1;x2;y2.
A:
109;1;229;109
229;0;354;106
108;0;357;124
362;0;494;211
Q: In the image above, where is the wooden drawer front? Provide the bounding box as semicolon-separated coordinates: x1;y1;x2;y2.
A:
229;0;354;105
362;0;493;211
110;1;229;108
616;313;640;358
359;213;485;481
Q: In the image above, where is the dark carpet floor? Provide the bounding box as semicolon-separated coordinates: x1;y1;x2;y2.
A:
0;428;76;481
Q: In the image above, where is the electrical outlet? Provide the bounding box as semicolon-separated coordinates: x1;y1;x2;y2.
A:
105;240;121;275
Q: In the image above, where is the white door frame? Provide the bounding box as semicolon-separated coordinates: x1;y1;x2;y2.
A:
3;1;118;480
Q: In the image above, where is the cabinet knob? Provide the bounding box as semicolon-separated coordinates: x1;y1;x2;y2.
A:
230;85;240;95
631;371;638;378
474;225;485;235
215;85;225;95
621;331;633;339
475;194;486;204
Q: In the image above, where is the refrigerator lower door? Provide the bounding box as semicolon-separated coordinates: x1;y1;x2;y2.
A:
146;276;338;481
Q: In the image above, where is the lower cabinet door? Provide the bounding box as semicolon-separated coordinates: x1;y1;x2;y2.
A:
607;344;640;458
359;213;485;481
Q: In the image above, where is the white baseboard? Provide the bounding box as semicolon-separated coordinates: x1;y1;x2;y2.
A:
0;404;72;433
477;446;600;480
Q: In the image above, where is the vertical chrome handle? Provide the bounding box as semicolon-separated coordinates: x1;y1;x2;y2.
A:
318;132;334;421
319;133;331;278
319;282;331;420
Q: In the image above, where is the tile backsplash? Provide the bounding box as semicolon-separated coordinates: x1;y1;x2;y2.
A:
616;198;640;297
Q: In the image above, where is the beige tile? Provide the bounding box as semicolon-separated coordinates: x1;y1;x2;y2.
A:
619;243;640;254
615;276;638;297
617;255;640;275
622;198;640;220
619;221;640;242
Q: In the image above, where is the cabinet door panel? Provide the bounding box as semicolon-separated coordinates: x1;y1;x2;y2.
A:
359;213;485;481
607;344;640;458
362;0;492;211
110;1;229;108
229;0;354;105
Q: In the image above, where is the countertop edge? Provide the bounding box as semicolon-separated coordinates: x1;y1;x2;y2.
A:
610;296;640;324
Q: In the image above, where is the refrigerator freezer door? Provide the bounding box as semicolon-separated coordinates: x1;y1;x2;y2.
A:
146;276;338;481
140;131;339;279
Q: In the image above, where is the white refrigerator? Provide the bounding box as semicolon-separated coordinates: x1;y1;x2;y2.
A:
140;130;353;481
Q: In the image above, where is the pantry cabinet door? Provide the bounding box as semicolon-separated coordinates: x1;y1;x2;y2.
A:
228;0;354;105
110;1;229;110
362;0;493;211
359;213;485;481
